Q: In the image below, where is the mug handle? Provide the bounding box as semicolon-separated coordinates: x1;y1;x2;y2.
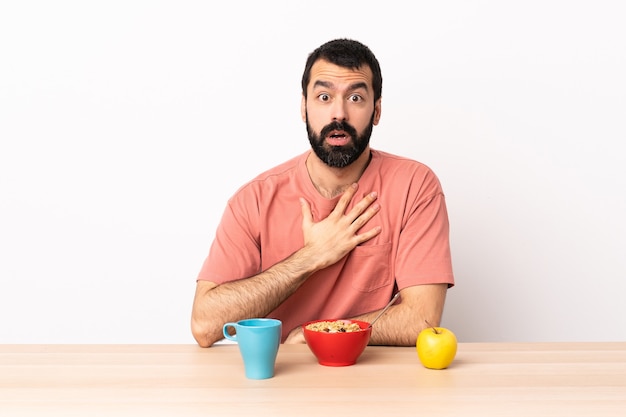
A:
223;323;238;341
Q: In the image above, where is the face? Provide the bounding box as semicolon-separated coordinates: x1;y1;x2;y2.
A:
302;60;381;168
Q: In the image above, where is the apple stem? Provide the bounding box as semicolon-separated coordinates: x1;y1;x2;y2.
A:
425;320;440;334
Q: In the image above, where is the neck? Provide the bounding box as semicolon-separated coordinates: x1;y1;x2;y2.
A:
306;148;372;199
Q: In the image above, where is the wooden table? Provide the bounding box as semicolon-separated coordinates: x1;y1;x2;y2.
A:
1;343;625;416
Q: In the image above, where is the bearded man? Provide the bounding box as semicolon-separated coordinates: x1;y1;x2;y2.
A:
192;39;455;347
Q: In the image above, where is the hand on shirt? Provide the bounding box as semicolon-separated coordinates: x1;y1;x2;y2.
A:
299;183;382;271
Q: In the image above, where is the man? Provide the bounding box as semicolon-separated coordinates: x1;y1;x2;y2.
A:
192;39;454;347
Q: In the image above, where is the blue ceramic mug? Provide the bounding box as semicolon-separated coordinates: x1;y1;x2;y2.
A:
223;318;282;379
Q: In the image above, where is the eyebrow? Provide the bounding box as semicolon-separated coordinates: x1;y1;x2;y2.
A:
313;80;369;92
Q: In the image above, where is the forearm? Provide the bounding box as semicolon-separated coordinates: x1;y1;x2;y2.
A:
355;306;428;346
191;248;322;347
352;284;448;346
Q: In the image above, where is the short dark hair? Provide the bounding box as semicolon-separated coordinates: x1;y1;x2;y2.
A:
301;39;382;103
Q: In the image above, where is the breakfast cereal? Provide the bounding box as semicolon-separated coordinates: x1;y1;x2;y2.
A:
305;320;362;333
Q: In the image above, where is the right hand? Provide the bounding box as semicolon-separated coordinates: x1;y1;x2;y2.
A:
299;183;382;270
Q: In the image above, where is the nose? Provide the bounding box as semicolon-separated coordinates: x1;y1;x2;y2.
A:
330;99;348;122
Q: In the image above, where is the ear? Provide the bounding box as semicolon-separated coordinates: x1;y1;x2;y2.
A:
373;98;382;125
301;95;307;122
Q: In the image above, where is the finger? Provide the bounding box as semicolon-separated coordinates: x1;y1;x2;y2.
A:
350;202;381;230
332;183;359;216
354;225;382;245
346;191;379;223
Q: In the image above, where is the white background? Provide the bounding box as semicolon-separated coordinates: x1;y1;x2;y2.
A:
1;1;625;343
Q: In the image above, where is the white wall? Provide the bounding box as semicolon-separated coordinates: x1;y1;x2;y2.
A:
1;1;625;343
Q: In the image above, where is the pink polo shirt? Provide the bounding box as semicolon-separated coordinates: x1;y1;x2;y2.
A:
197;149;454;340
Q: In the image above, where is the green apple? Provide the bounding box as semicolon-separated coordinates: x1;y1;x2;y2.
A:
416;322;457;369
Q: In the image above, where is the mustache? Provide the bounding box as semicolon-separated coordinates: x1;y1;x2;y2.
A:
319;121;358;140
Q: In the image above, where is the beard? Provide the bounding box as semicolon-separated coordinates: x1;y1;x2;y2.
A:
306;113;374;168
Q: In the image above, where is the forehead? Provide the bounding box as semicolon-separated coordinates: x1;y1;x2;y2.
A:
308;59;373;91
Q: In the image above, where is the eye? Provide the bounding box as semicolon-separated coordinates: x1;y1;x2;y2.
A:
349;94;363;103
317;93;330;102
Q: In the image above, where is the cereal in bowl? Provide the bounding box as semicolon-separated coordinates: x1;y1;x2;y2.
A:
305;320;362;333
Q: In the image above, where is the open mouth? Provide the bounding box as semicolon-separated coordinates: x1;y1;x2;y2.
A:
326;130;351;146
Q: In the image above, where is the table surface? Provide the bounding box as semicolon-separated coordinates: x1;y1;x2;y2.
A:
1;342;625;416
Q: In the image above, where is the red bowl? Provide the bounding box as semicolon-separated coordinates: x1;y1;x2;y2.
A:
302;319;372;366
